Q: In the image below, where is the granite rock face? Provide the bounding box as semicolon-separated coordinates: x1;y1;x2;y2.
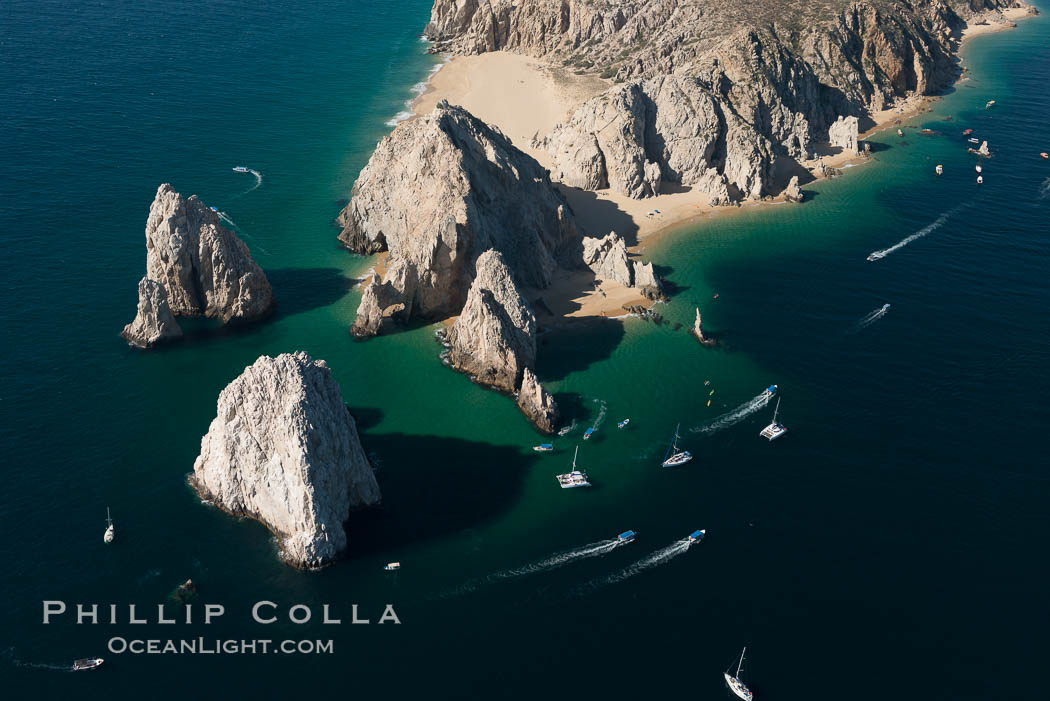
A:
783;176;804;203
691;306;716;346
191;352;381;569
144;184;273;323
447;250;537;392
517;367;558;434
581;233;634;287
829;116;860;154
121;277;183;348
338;102;578;331
428;0;1017;203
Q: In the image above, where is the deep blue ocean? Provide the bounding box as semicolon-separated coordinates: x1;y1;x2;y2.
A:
2;1;1048;698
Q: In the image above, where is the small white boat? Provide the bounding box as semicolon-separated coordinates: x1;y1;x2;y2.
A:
688;529;706;543
897;128;904;137
103;508;114;544
968;137;980;144
533;443;554;452
759;397;788;441
661;423;692;467
232;166;250;173
617;419;630;429
617;530;637;543
557;446;591;489
986;99;996;108
867;252;883;262
975;164;982;173
557;425;573;436
383;562;401;571
977;175;984;184
724;648;754;701
882;303;891;312
73;657;104;671
935;164;943;175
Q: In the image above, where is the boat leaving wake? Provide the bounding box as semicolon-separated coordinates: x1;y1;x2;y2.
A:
590;398;608;430
690;391;771;435
575;538;696;594
850;304;891;333
232;167;263;196
867;205;967;261
488;539;626;581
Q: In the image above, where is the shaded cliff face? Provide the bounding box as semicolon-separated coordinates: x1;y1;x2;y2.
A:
121;277;183;348
191;352;380;569
428;0;1017;200
338;102;578;325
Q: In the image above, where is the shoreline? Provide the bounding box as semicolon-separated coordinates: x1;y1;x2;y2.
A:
378;5;1034;322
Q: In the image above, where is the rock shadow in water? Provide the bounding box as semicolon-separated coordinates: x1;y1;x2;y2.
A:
534;320;626;382
267;267;355;320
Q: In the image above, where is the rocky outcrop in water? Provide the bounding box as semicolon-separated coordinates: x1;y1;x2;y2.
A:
517;368;558;433
447;250;537;393
121;277;183;348
144;184;273;323
428;0;1019;202
338;102;578;332
190;352;380;569
691;306;716;346
632;261;664;300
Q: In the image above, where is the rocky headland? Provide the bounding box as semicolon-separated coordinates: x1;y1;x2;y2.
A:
121;184;273;347
190;352;380;569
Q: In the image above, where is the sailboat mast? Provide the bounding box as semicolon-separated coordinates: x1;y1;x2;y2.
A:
736;647;746;678
673;422;681;451
572;446;578;469
773;397;780;422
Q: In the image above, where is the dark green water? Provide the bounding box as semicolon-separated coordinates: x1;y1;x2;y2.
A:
2;1;1048;698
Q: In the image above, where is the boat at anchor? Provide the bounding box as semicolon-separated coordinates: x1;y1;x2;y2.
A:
556;446;591;489
103;507;114;544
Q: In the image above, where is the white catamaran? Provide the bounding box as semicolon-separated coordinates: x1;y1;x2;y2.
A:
556;446;591;488
661;423;692;467
103;507;114;544
724;647;754;700
759;397;787;441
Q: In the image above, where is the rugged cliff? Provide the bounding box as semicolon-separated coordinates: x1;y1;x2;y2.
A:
191;352;380;569
428;0;1021;201
121;277;183;348
339;101;578;331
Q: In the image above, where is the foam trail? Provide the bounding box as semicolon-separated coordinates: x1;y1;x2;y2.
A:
867;205;967;261
576;538;695;594
231;168;263;198
850;305;891;333
590;398;608;430
690;391;771;435
2;648;73;672
216;211;237;228
488;539;624;580
1039;178;1050;199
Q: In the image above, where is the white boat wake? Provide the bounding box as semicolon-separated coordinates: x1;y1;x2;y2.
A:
576;538;696;594
850;304;891;333
866;205;967;261
590;398;608;430
231;167;263;196
2;648;73;672
488;539;625;581
690;391;772;435
1039;178;1050;199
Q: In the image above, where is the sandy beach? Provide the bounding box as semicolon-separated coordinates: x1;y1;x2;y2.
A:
406;6;1033;321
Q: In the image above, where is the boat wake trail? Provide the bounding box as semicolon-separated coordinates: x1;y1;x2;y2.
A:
690;391;771;435
2;648;72;672
866;204;967;261
575;538;694;595
850;305;891;333
1039;178;1050;199
590;398;608;430
488;539;625;581
231;168;263;197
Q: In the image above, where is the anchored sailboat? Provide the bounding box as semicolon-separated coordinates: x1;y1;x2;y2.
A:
759;397;787;441
724;647;754;700
661;423;692;467
557;446;591;488
103;508;114;544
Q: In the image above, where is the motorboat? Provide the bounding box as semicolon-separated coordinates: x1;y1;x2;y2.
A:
556;446;591;489
763;384;778;397
759;397;788;441
617;530;637;543
897;128;904;136
688;529;706;543
968;137;980;144
724;648;754;701
583;427;595;440
976;164;982;173
532;444;554;452
977;175;984;184
384;562;401;571
73;658;104;671
986;100;996;108
963;128;973;135
103;507;114;544
935;164;943;175
882;303;891;312
557;423;573;436
661;423;693;467
617;419;630;429
232;166;250;173
1041;153;1048;159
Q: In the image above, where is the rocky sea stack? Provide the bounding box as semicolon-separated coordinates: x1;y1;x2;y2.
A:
121;184;273;347
190;352;380;569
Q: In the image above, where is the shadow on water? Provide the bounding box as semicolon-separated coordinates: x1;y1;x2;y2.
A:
345;433;534;558
535;320;626;382
267;267;355;319
348;406;385;431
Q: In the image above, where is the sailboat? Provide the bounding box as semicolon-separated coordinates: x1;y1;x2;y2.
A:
103;508;114;544
661;424;692;467
724;648;754;700
556;446;591;488
759;397;787;441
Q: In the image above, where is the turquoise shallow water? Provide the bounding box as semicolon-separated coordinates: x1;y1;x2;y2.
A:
2;1;1049;698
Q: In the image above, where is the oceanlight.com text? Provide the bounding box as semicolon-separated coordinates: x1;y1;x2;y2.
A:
108;637;334;655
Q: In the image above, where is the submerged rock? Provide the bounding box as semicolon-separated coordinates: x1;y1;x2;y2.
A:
144;184;273;323
446;250;536;393
191;352;380;569
121;277;183;348
517;367;558;434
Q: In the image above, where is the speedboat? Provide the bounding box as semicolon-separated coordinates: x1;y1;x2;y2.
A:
1042;153;1049;159
724;648;754;701
232;166;250;173
986;100;996;108
533;443;554;452
976;164;982;173
759;397;788;441
897;128;904;137
968;137;980;144
763;384;778;397
617;530;637;543
963;128;973;135
583;427;595;440
103;507;114;544
384;562;401;571
977;175;983;184
617;419;630;429
73;658;103;671
557;446;591;489
882;303;891;312
688;529;706;543
935;164;943;175
661;424;693;467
